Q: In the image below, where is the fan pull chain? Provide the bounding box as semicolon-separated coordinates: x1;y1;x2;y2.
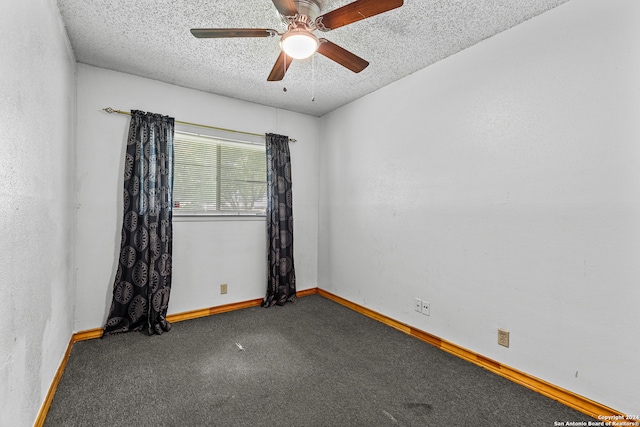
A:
311;55;315;102
283;54;288;92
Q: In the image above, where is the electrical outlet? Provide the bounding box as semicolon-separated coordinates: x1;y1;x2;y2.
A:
220;283;228;295
421;300;430;316
415;298;422;312
498;329;509;347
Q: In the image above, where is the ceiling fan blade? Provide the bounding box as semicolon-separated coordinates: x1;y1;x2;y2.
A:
190;28;278;38
271;0;298;17
317;39;369;73
316;0;404;31
267;51;293;81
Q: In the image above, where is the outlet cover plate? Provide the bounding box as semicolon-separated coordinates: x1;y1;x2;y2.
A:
415;298;422;312
220;283;228;294
421;301;430;316
498;329;509;347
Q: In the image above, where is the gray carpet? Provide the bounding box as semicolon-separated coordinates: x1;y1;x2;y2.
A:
45;294;593;426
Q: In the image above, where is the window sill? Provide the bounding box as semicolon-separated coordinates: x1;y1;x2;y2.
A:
173;214;266;222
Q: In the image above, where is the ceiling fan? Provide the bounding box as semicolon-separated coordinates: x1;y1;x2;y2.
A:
190;0;404;81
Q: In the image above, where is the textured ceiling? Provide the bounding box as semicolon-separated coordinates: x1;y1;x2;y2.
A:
56;0;569;117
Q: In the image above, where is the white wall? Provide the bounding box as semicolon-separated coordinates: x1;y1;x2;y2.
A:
0;1;77;425
319;0;640;415
75;65;319;331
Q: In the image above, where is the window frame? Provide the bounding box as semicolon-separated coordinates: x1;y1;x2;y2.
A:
172;124;267;220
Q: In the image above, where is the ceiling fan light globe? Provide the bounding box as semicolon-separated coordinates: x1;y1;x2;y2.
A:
281;32;318;59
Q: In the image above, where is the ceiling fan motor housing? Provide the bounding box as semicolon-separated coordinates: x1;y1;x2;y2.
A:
293;0;321;20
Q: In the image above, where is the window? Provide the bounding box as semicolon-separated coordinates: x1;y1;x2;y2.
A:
173;129;267;216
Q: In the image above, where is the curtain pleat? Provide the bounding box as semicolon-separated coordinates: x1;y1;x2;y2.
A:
262;133;296;307
104;110;175;335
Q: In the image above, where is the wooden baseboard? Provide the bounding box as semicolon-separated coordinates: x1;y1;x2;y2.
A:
68;289;318;341
33;336;74;427
295;287;319;298
37;287;629;426
317;288;633;422
166;288;317;322
34;288;318;426
166;298;264;323
73;328;103;342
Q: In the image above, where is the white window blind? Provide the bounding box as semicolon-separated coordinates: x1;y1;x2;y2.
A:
173;130;267;216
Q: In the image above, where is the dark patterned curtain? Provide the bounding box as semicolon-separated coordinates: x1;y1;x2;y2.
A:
262;133;296;307
104;110;175;336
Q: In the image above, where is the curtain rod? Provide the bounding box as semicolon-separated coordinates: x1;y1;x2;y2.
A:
102;107;296;143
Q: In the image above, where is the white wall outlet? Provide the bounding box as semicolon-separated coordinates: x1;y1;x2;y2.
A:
220;283;228;295
415;298;422;312
421;300;430;316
